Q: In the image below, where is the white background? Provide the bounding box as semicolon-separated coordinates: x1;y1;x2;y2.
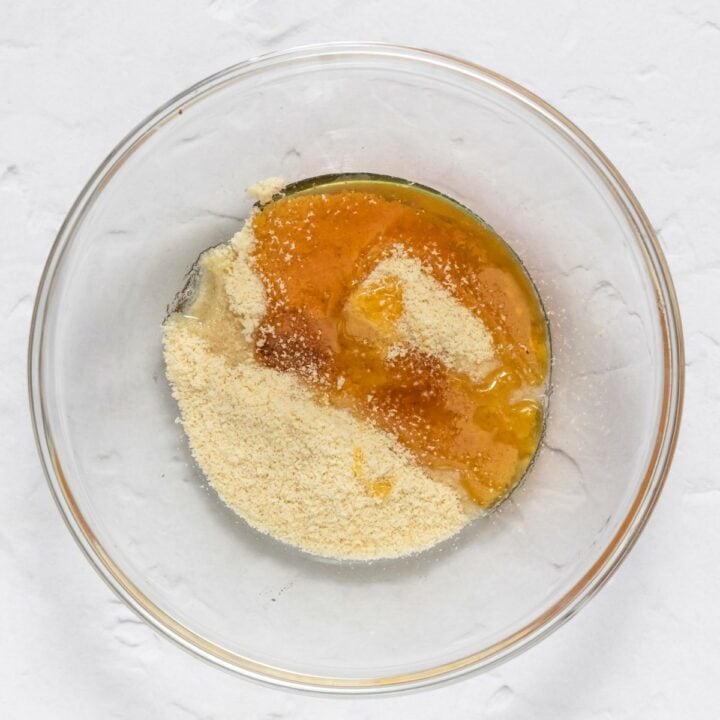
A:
2;1;718;717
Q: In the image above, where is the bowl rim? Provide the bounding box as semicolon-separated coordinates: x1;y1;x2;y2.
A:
27;41;684;695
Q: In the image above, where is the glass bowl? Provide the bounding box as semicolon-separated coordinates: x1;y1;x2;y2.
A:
29;43;683;694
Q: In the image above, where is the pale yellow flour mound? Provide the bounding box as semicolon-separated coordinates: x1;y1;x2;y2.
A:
245;176;285;205
164;223;475;560
344;246;497;382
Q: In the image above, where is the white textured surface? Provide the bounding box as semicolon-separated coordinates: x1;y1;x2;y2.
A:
1;1;718;716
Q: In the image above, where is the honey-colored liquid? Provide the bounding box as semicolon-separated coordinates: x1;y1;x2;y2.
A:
250;177;549;508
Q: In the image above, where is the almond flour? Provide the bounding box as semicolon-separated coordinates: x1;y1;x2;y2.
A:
344;246;498;382
164;224;476;560
246;176;285;205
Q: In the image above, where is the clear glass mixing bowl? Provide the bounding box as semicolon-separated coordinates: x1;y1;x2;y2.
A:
28;43;683;693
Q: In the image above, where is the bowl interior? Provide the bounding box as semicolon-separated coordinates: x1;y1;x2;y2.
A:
34;46;677;688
